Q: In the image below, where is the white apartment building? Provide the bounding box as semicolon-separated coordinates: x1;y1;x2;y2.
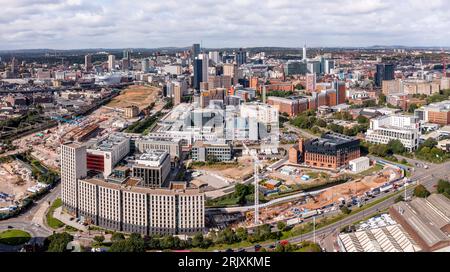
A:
76;178;204;235
61;142;87;215
366;115;420;151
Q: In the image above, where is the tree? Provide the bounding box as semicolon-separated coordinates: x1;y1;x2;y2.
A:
408;103;418;113
437;180;450;199
111;232;125;243
395;195;404;203
45;232;74;252
387;139;405;154
277;221;287;232
93;235;105;246
315;119;327;128
235;227;248;242
311;126;322;135
356;115;369;124
378;93;387;105
109;233;145;252
192;233;204;248
216;227;237;245
420;138;438;150
340;206;351;215
413;185;431;198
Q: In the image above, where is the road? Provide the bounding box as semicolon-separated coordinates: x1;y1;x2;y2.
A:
284;123;317;139
238;160;450;252
0;184;60;252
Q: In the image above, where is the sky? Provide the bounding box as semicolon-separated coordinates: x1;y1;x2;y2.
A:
1;0;450;50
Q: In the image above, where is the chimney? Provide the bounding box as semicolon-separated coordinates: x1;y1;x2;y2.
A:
298;138;304;154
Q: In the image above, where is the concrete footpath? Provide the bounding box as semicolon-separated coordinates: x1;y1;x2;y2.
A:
53;207;88;232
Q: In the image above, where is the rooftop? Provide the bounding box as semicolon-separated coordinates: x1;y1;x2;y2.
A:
91;133;129;152
134;150;169;167
391;194;450;249
81;178;201;196
338;224;421;252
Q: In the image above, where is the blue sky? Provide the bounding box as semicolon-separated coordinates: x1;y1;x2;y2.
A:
0;0;449;50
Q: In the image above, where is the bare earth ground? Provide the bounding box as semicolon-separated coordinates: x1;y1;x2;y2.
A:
192;156;256;181
241;167;402;226
0;162;35;207
107;85;161;111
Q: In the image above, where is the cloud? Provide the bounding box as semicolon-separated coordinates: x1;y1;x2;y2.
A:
0;0;449;49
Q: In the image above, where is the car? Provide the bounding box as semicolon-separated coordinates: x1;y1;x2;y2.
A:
225;248;234;253
254;244;262;252
7;225;13;229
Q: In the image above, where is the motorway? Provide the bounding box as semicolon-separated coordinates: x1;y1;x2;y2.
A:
238;159;450;252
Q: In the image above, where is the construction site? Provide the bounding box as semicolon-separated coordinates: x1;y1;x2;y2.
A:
239;165;404;227
106;84;162;111
0;159;37;210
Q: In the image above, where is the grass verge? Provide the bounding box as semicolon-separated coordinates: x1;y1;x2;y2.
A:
46;198;65;229
0;229;31;246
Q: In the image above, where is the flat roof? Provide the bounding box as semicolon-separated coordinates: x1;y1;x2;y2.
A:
81;178;201;196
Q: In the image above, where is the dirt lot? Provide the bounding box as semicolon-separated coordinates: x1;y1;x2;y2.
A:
0;161;35;207
192;156;258;181
107;85;161;110
303;167;402;210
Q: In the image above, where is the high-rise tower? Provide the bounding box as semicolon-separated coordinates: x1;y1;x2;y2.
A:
303;42;307;61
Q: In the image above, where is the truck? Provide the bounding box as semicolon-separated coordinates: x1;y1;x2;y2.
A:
286;217;303;226
380;184;393;193
301;210;318;219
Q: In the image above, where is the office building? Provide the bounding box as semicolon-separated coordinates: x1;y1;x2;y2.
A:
284;61;308;76
172;80;187;106
134;136;182;160
415;100;450;125
108;55;116;71
141;58;150;73
375;64;395;87
290;133;360;170
192;43;201;59
223;63;238;85
132;150;170;188
209;51;220;64
193;57;203;90
198;53;209;83
191;141;232;162
366;115;420;151
84;54;92;72
86;133;131;178
235;49;247;66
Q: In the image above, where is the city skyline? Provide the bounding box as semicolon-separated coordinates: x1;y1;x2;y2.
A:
1;0;450;50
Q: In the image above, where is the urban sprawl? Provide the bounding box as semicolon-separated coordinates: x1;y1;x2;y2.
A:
0;44;450;253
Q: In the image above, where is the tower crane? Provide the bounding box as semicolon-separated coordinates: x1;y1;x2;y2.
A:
242;142;263;226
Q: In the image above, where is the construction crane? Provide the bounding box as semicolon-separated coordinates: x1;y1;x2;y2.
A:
242;142;263;226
